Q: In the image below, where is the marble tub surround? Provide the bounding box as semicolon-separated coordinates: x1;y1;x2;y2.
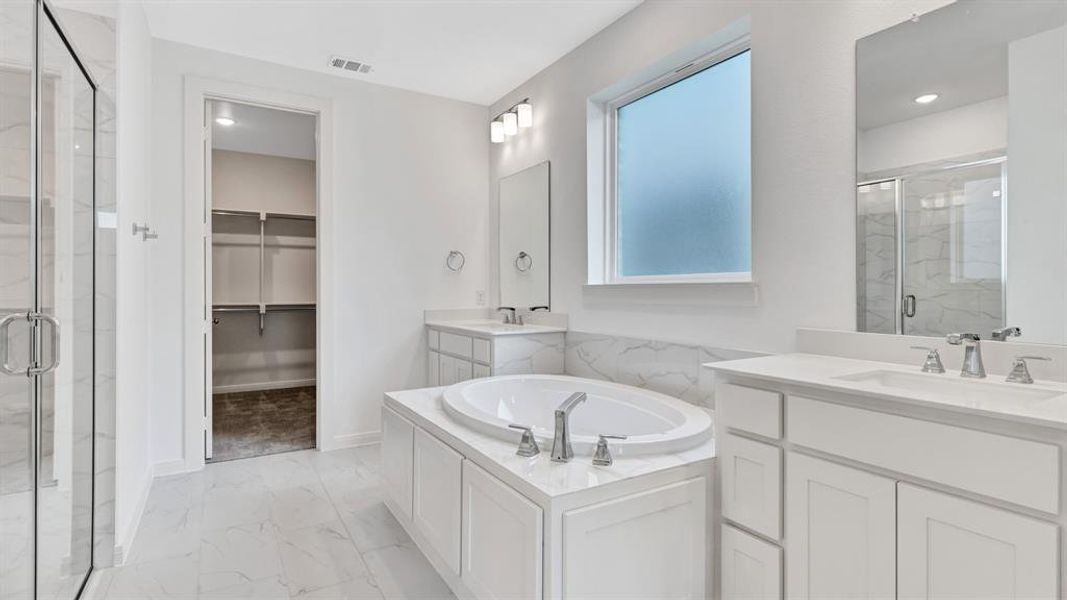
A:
797;328;1067;383
385;387;713;502
708;353;1067;429
565;331;766;409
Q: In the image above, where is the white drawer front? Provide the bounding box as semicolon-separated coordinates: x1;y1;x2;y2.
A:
721;433;782;540
717;383;782;439
473;338;491;364
428;328;440;350
722;524;782;600
788;396;1060;513
439;332;473;359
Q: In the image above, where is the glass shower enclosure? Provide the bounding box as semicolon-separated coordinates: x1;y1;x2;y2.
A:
857;158;1007;337
1;1;97;598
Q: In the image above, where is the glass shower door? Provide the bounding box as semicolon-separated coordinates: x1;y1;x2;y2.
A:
0;2;95;598
901;160;1005;337
36;4;96;599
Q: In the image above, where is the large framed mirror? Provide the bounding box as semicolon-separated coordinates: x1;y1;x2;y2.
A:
856;0;1066;344
499;161;550;309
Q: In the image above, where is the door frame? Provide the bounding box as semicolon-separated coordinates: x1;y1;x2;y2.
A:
182;77;334;471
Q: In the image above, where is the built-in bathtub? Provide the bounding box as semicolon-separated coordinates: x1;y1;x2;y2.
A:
441;374;713;456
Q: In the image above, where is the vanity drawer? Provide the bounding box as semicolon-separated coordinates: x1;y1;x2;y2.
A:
439;332;473;359
717;383;783;439
720;433;782;540
788;396;1060;513
428;328;440;350
473;338;491;364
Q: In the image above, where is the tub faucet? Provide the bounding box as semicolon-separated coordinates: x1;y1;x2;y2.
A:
551;392;587;462
947;332;986;378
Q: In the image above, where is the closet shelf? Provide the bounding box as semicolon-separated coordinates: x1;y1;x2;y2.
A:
212;208;316;222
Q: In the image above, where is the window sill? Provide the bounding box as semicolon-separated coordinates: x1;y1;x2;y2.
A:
582;279;759;307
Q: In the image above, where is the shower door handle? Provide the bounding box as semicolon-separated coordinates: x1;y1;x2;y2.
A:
27;312;60;376
0;312;28;376
902;295;917;318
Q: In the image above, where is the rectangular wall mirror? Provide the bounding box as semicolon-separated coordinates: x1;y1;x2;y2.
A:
856;0;1066;345
499;161;550;309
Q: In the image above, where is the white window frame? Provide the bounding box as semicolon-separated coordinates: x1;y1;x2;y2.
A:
602;38;752;286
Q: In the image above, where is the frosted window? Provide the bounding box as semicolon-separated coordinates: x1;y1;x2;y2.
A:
616;50;751;277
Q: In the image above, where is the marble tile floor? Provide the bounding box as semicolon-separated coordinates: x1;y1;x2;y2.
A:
92;446;456;600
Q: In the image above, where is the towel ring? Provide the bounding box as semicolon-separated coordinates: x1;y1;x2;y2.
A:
446;250;465;271
514;251;533;272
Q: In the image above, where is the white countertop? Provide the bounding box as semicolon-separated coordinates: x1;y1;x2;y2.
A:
706;353;1067;430
425;319;567;337
384;386;715;503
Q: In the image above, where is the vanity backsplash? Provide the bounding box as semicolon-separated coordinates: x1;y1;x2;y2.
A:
565;331;766;409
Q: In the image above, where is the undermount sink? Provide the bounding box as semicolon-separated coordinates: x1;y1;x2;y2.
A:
833;370;1063;403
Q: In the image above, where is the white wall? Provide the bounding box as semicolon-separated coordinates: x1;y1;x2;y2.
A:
858;96;1007;176
114;0;154;561
150;40;489;465
488;0;952;354
1007;25;1067;345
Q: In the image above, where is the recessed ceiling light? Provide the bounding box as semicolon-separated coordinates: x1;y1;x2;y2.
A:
914;93;939;104
215;116;235;127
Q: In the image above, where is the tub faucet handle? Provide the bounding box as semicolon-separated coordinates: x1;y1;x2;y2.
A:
508;424;540;457
592;434;627;467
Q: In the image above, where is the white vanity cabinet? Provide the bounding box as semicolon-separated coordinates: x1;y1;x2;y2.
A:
426;324;565;386
713;378;1064;600
380;398;711;600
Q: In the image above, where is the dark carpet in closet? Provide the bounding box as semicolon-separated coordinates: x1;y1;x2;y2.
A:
209;386;316;462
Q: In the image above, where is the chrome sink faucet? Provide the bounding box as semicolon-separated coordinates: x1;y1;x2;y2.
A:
946;333;985;378
551;392;587;462
498;306;517;324
991;326;1022;341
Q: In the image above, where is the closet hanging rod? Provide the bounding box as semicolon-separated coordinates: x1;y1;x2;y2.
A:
211;208;316;221
211;303;316;313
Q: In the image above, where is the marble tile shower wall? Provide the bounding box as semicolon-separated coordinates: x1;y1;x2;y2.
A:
565;331;766;409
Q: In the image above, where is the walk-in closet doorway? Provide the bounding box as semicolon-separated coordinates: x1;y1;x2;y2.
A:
203;100;319;463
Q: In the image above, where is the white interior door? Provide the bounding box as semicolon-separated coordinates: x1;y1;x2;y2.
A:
203;100;214;459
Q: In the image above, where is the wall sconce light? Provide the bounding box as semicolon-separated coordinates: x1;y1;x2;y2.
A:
516;101;533;128
490;119;505;143
489;98;533;143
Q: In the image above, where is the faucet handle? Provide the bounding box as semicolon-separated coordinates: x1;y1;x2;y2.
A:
946;332;980;345
1006;355;1051;385
910;346;945;374
592;434;627;467
508;424;540;457
991;326;1022;341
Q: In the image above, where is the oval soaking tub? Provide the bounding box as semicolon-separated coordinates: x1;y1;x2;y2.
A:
441;374;712;456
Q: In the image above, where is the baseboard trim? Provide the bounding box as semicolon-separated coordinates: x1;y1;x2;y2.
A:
212;378;316;394
153;458;189;477
113;463;154;566
328;431;381;451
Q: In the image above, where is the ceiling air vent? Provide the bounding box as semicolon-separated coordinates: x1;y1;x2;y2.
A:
329;56;372;74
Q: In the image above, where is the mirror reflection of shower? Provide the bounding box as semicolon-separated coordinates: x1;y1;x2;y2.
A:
857;156;1006;337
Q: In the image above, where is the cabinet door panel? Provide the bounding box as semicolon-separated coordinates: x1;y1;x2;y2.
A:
455;359;473;383
898;483;1058;600
721;433;782;539
473;363;491;379
428;350;440;386
562;478;707;599
413;429;463;575
722;524;781;600
785;453;895;600
439;354;457;386
381;407;414;521
462;461;542;600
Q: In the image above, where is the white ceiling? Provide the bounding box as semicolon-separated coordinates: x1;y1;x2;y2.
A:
857;1;1066;130
142;0;642;105
211;101;317;160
